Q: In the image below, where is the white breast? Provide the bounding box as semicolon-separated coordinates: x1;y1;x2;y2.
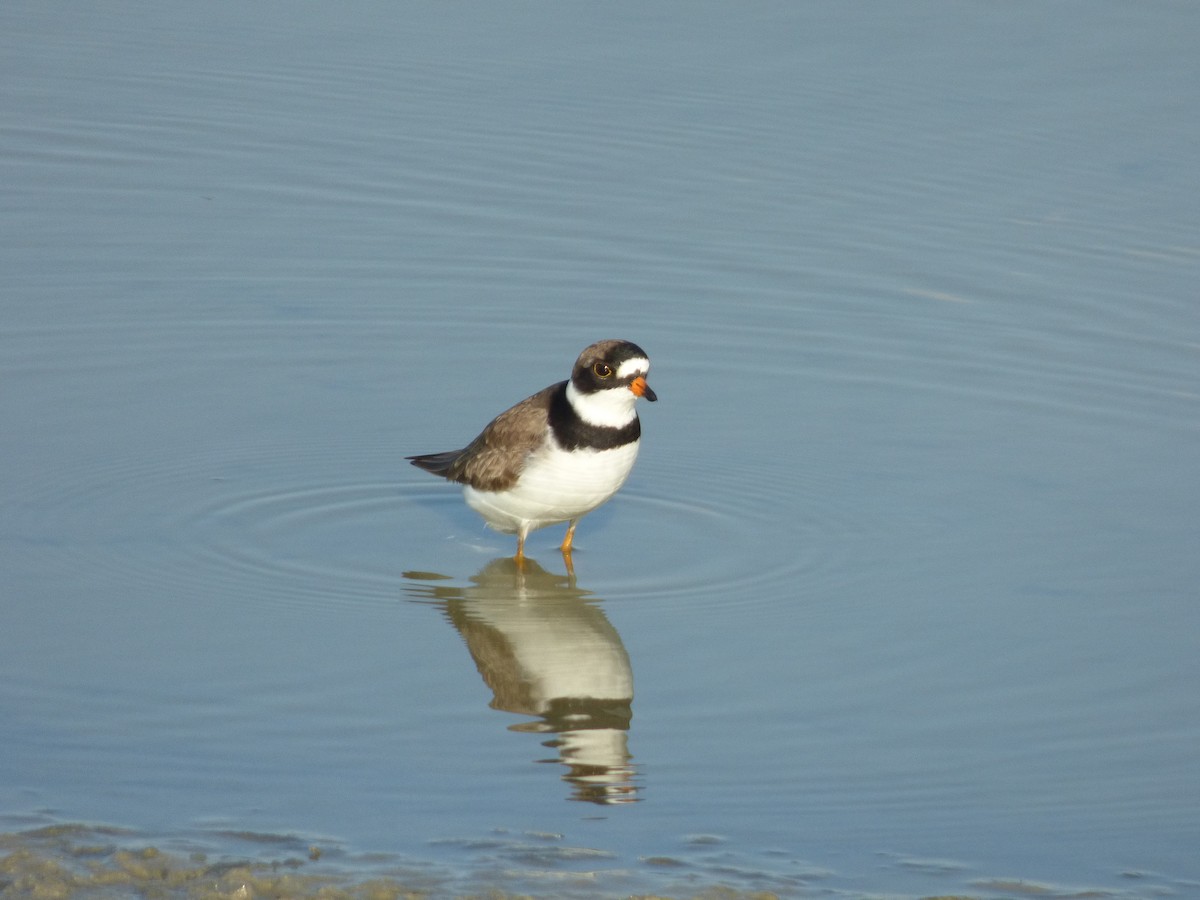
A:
463;439;641;535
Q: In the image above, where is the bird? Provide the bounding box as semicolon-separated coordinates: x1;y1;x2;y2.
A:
408;339;656;562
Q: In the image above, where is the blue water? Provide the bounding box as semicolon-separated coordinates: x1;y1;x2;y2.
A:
3;3;1198;897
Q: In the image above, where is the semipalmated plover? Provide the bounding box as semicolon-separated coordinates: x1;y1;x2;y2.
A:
408;339;656;561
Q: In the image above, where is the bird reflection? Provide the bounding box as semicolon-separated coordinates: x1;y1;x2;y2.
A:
404;557;638;804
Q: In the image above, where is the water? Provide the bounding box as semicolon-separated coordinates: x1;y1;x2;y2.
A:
3;3;1198;897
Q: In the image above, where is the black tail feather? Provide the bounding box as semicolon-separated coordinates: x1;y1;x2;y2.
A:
407;449;465;479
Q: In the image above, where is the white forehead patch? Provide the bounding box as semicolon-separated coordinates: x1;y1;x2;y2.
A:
616;357;650;380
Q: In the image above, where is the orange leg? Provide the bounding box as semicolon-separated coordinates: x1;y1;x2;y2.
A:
515;529;527;564
560;519;579;555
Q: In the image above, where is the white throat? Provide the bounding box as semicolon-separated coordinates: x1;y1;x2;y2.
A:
566;379;639;428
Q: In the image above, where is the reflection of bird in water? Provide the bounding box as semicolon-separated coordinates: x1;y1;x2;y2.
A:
404;557;638;804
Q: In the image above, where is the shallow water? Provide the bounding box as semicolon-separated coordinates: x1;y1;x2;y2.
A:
3;3;1199;898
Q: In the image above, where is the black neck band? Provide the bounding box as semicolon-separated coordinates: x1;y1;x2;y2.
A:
548;383;641;451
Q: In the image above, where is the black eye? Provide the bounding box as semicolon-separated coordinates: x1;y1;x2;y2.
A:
593;362;613;378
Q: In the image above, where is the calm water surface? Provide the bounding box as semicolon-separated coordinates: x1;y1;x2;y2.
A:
3;3;1199;898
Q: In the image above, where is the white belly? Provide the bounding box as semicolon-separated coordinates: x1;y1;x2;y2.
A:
463;440;640;535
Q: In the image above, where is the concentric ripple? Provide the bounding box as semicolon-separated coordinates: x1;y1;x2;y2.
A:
584;453;868;610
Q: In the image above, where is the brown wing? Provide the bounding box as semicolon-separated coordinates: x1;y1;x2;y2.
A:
425;383;559;492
